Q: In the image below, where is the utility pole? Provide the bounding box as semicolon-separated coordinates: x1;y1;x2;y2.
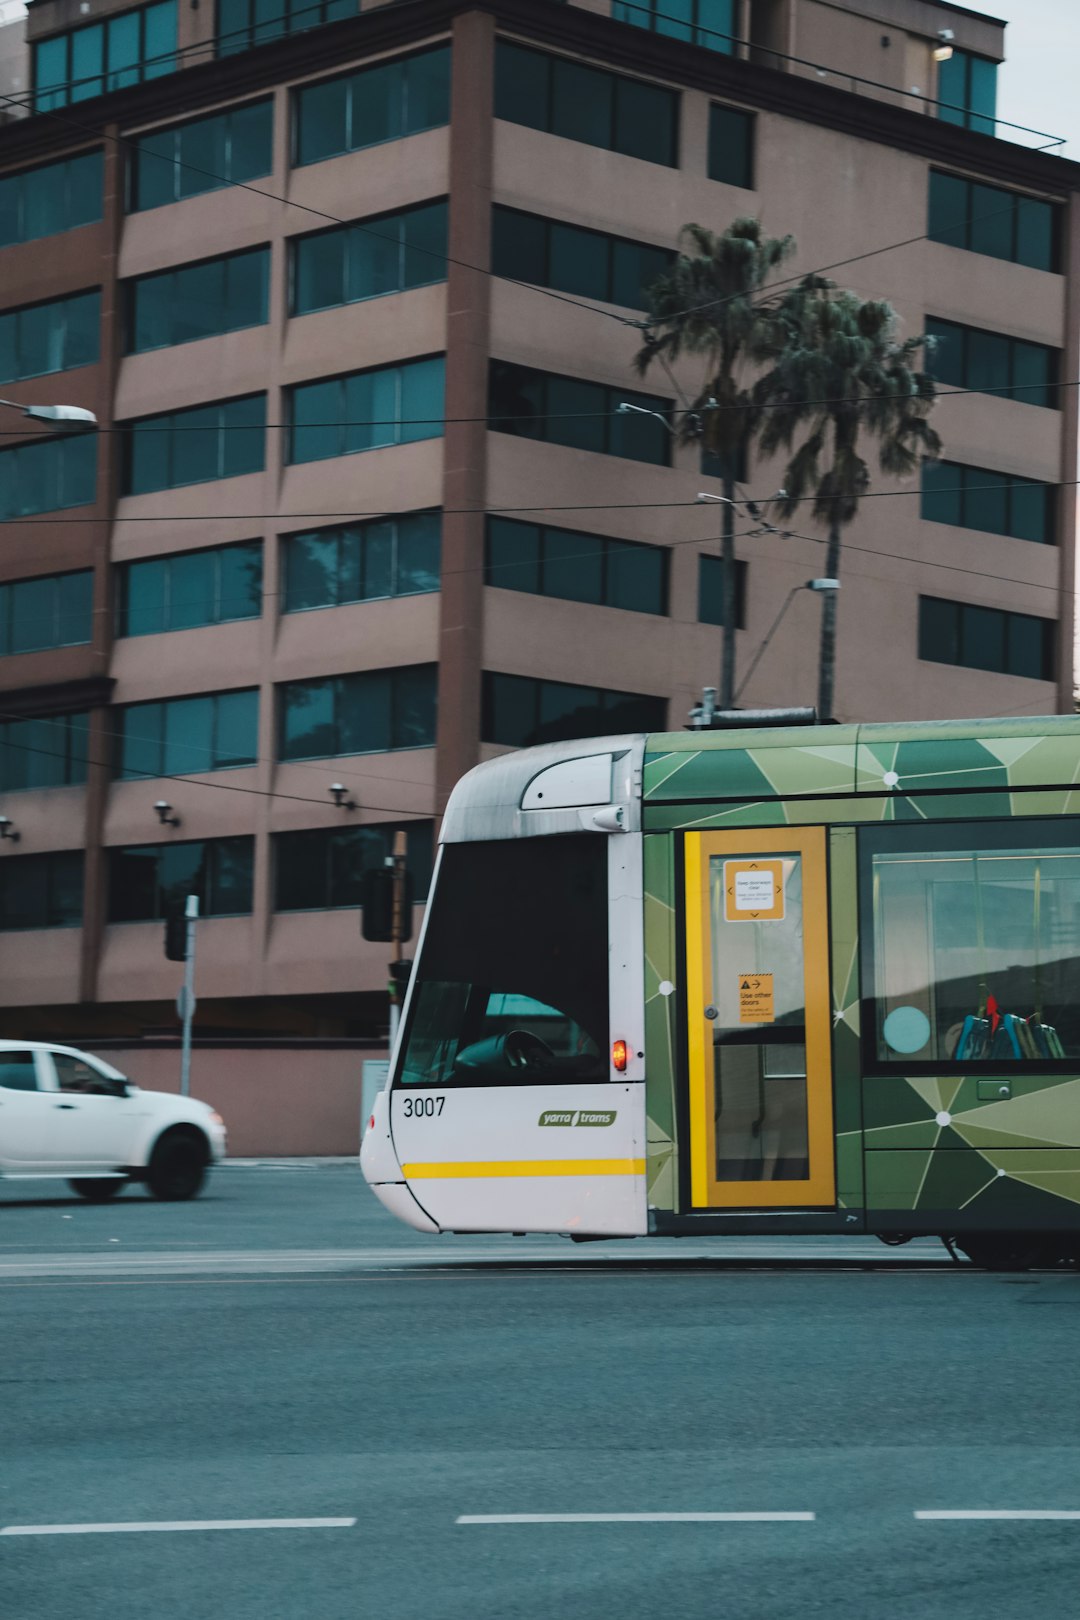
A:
387;829;408;1049
697;491;739;708
179;894;198;1097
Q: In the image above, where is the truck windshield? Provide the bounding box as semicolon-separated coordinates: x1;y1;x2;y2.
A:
398;834;609;1087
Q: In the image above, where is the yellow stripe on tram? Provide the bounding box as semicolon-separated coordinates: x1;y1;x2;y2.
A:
402;1158;647;1180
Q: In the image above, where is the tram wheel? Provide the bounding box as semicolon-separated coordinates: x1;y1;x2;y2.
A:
955;1234;1055;1271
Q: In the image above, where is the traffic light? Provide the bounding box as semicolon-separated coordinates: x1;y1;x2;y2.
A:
360;866;414;942
164;911;187;962
388;960;412;993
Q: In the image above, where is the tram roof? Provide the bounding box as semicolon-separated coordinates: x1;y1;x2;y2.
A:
441;715;1080;843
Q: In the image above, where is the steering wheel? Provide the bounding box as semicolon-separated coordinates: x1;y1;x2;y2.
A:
504;1029;556;1071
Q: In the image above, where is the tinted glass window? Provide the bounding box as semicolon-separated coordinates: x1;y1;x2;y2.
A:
494;42;677;167
485;516;666;614
925;317;1058;408
275;819;434;911
0;152;103;250
488;361;670;465
937;48;997;135
399;835;608;1089
116;690;258;777
0;851;83;930
292;201;447;315
108;838;254;921
33;1;176;110
130;101;272;211
0;569;93;653
128;248;269;352
698;555;748;627
278;665;437;759
918;595;1054;680
123;395;266;493
0;290;100;385
614;0;735;51
283;513;439;610
482;672;666;747
0;1053;37;1090
288;359;444;463
295;46;450;167
0;712;90;791
491;205;671;310
862;820;1080;1069
217;0;355;55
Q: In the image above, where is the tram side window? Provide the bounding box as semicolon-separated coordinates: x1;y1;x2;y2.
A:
398;834;609;1086
862;820;1080;1066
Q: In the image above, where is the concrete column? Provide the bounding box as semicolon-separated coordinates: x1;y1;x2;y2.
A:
435;9;494;815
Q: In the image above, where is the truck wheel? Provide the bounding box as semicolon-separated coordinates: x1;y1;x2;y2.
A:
146;1131;208;1201
69;1178;126;1202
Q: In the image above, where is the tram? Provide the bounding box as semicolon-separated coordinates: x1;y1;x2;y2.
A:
360;716;1080;1269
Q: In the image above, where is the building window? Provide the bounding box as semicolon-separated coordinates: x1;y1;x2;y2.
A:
482;672;667;748
294;45;451;167
698;555;748;627
218;0;353;56
283;513;439;611
488;361;671;466
274;820;435;911
918;595;1054;680
0;850;83;931
937;48;997;136
0;570;92;653
128;100;273;212
925;317;1058;409
292;201;447;315
0;291;99;386
490;206;671;311
116;690;259;779
494;42;678;168
33;0;176;111
0;436;97;520
287;358;444;464
127;248;269;353
708;103;754;189
117;542;262;637
486;516;667;614
0;713;90;792
122;394;266;495
279;665;437;761
928;171;1058;273
108;838;254;922
614;0;736;53
0;151;103;248
861;820;1080;1069
921;460;1054;545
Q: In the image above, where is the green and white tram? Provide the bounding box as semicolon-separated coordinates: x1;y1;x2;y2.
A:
361;715;1080;1268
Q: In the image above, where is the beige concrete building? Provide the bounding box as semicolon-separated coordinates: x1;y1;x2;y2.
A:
0;0;1075;1150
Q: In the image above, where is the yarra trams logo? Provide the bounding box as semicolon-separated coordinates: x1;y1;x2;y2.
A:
538;1110;617;1128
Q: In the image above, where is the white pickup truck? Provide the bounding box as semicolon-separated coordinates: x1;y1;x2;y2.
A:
0;1040;226;1200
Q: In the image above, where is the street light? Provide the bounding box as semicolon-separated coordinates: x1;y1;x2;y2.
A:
734;578;840;704
0;398;98;430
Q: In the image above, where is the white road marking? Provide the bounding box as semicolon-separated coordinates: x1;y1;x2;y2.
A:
916;1511;1080;1521
456;1513;816;1524
0;1519;357;1536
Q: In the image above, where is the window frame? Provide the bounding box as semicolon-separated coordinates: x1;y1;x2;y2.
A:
0;289;101;386
106;836;255;922
282;512;441;612
115;688;260;779
32;0;177;112
121;393;267;494
927;169;1060;273
127;100;274;212
921;460;1055;546
0;850;84;931
490;204;672;311
484;515;669;615
289;198;449;316
291;44;452;169
0;711;90;793
0;569;93;652
493;41;679;168
125;246;270;354
918;594;1055;682
926;315;1059;409
0;151;104;248
487;359;672;466
115;540;263;637
273;818;434;912
277;664;438;762
697;554;748;628
612;0;736;52
481;670;668;748
858;817;1080;1077
286;357;445;465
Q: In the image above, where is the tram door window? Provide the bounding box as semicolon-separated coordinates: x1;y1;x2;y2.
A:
684;828;835;1209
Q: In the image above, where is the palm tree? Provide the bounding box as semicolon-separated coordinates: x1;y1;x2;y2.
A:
635;219;798;708
755;280;942;721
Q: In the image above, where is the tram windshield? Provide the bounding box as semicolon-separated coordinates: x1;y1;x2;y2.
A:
398;834;609;1086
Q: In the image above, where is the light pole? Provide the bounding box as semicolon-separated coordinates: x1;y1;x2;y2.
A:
0;399;97;429
734;578;840;706
696;490;742;709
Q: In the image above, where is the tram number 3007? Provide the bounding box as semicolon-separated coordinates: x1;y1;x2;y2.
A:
401;1095;446;1118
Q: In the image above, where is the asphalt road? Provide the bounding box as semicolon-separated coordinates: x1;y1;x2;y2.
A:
4;1165;1080;1620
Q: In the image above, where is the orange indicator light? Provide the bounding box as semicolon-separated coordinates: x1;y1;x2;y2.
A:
612;1039;628;1072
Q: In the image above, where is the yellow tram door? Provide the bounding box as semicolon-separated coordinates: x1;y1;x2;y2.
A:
684;828;836;1210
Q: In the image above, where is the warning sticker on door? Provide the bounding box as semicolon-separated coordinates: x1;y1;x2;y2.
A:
738;973;775;1023
724;860;784;922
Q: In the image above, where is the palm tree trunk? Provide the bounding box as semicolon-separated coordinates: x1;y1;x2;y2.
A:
816;518;842;721
721;475;737;708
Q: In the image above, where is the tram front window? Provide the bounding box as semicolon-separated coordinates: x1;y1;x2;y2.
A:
399;834;609;1086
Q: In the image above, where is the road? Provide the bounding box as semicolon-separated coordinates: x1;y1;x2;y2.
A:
3;1164;1080;1620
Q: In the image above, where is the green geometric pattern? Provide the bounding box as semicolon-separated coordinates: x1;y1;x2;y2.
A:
640;715;1080;1226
